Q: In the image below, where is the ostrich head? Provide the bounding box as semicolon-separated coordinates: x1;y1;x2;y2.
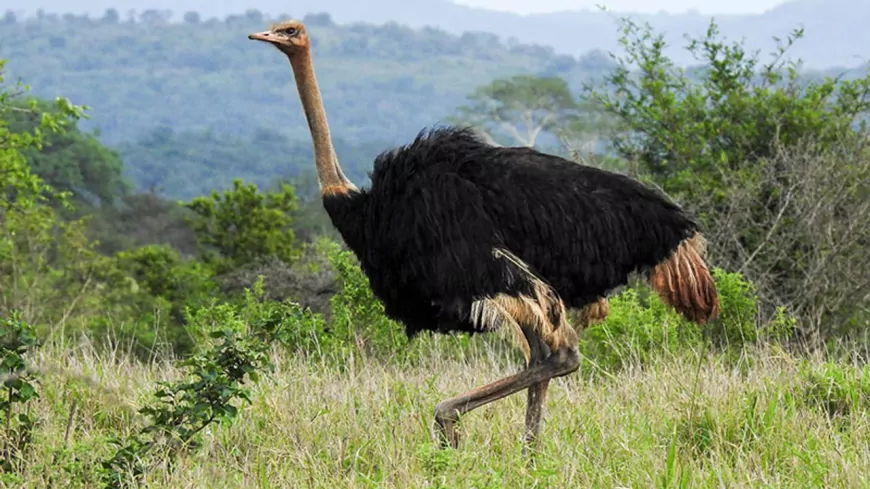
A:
248;20;309;56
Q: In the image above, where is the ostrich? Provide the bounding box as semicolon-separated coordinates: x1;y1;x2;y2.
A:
248;21;720;450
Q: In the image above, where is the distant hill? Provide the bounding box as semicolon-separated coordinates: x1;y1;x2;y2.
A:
1;5;865;200
0;11;613;198
0;12;609;147
9;0;870;68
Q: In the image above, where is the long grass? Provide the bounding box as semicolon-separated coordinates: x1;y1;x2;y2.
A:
9;337;870;488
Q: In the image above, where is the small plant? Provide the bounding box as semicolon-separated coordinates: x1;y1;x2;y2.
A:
0;313;39;475
98;285;301;488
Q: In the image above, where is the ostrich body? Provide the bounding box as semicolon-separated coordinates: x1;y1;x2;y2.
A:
248;21;720;450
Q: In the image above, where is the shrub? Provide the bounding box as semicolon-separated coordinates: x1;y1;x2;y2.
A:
94;244;217;355
184;179;300;274
0;313;39;477
578;268;789;374
99;284;310;488
586;18;870;338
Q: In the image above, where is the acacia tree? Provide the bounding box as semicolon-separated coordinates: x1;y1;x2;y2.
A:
452;75;580;147
452;73;619;165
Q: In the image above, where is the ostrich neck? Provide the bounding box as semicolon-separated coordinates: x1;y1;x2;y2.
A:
289;50;356;196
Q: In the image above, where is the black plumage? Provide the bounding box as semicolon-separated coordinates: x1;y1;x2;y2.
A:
323;127;699;337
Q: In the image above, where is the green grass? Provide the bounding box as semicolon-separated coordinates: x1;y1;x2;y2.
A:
10;338;870;488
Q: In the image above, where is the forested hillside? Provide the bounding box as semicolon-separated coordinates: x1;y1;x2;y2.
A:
0;10;613;197
0;13;605;144
14;0;870;68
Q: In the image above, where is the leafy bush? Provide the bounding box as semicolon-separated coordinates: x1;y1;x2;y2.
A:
4;97;129;207
578;269;792;374
589;20;870;202
99;284;308;488
184;178;300;274
586;18;870;337
94;244;217;355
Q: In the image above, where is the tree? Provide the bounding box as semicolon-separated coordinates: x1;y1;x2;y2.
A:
451;74;617;156
586;18;870;338
184;179;300;273
0;59;121;330
182;11;200;24
6;98;129;207
451;75;580;147
102;8;120;24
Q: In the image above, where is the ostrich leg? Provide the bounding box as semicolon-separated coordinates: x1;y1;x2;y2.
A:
521;325;553;454
432;341;579;449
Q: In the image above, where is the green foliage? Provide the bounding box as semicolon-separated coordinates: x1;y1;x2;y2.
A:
100;245;215;353
184;179;300;274
578;269;791;374
798;361;870;422
0;60;82;208
587;19;870;203
114;245;212;304
0;192;114;332
703;268;759;348
85;190;198;255
99;285;302;488
5;97;129;207
0;313;39;477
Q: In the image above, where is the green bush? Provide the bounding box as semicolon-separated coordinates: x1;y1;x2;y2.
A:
184;179;301;274
90;244;218;356
586;18;870;336
324;242;410;360
0;313;39;477
589;19;870;204
578;268;792;374
99;283;312;488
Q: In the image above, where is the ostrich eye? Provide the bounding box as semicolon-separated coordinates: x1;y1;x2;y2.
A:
283;27;297;36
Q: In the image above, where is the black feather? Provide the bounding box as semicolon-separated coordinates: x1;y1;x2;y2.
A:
322;126;698;337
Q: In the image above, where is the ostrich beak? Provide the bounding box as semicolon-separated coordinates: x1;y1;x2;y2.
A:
248;31;273;42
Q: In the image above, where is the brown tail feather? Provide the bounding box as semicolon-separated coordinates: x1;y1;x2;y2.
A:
647;232;720;324
576;296;610;328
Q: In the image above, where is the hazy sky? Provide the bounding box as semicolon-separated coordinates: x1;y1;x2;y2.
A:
454;0;789;14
